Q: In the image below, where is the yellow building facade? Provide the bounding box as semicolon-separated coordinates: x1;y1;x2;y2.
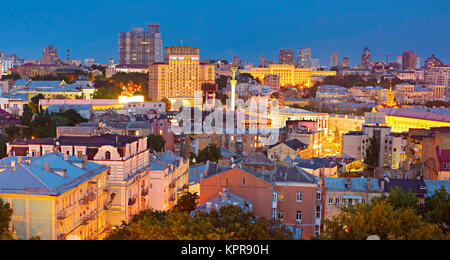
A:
239;64;336;87
385;115;450;133
0;153;111;240
148;45;215;102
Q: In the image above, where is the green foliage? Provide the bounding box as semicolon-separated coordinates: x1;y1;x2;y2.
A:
30;94;45;105
160;97;171;111
424;100;450;108
20;105;87;138
319;75;407;89
147;134;165;152
321;199;441;240
215;75;228;90
0;135;10;159
216;93;228;106
94;72;149;99
194;145;221;163
364;137;379;168
0;199;13;240
1;72;21;80
173;192;199;213
422;186;450;233
383;186;420;213
104;205;294;240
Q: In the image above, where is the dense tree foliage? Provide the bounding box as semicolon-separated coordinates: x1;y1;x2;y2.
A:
94;72;149;99
364;137;379;168
147;134;166;152
320;75;407;89
321;199;442;240
424;100;450;108
160;97;170;111
0;135;10;159
20;104;87;138
1;72;21;80
0;200;13;240
322;186;450;240
422;186;450;233
194;145;221;163
215;75;228;90
173;192;199;213
104;205;293;240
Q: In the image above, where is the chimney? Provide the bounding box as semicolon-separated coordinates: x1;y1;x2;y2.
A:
44;162;50;172
82;160;88;168
11;160;16;171
17;157;22;164
64;153;68;161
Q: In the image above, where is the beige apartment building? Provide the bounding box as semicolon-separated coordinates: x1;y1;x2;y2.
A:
148;45;215;102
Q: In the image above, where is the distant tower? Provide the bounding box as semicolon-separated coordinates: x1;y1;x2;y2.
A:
330;53;339;67
67;49;70;63
42;44;58;65
361;46;373;69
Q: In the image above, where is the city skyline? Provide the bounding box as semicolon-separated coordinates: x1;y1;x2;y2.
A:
0;0;449;66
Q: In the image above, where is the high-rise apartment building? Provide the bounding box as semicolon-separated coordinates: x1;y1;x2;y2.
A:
330;53;339;68
119;25;162;65
402;50;417;70
311;58;320;68
42;45;58;65
361;46;373;69
297;48;311;68
279;49;295;65
148;45;215;101
342;57;349;67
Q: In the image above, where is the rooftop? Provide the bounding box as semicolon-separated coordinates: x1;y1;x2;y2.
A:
0;152;108;196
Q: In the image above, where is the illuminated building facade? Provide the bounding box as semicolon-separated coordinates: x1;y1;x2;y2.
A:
42;45;58;65
297;48;311;68
148;45;215;101
279;49;295;65
378;108;450;133
402;50;417;70
118;25;162;65
6;134;151;227
0;153;110;240
239;65;335;87
360;46;373;69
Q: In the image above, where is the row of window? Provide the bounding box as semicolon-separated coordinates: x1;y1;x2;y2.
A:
277;191;321;202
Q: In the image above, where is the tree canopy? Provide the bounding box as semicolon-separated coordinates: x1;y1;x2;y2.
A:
20;104;87;138
363;137;379;168
104;205;293;240
321;199;442;240
194;145;221;163
0;200;13;240
147;134;165;152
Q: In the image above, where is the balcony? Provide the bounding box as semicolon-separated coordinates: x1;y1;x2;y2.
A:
169;182;175;189
79;197;89;205
57;211;68;220
141;188;149;197
86;192;96;201
128;197;137;206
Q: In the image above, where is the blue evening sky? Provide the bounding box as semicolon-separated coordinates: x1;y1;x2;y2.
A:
0;0;448;67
